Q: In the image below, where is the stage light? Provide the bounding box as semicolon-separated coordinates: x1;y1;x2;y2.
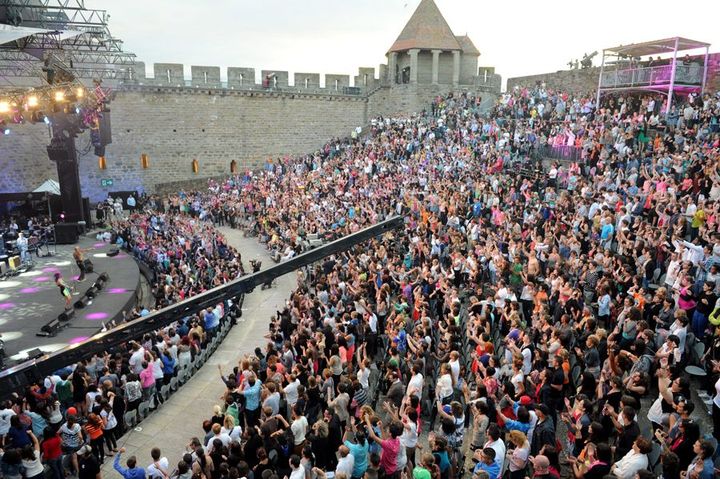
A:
27;95;38;108
3;129;9;135
43;116;50;125
54;91;65;102
0;101;9;113
76;87;84;98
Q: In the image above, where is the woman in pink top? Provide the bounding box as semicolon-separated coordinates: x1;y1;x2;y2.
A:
677;276;697;312
364;416;403;477
139;360;156;404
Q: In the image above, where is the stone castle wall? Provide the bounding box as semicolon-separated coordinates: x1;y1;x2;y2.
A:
0;61;500;202
507;67;601;95
0;88;368;202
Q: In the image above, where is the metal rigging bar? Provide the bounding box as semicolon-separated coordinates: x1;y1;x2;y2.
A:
0;216;404;395
0;0;135;79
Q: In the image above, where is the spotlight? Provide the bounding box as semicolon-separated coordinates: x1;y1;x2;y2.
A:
27;95;38;108
98;272;110;282
74;296;90;309
43;116;50;125
85;286;98;299
3;129;9;135
0;101;9;113
75;107;80;114
58;308;75;322
54;91;65;102
76;87;84;98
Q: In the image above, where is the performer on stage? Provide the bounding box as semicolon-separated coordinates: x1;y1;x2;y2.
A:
73;246;91;281
54;273;72;310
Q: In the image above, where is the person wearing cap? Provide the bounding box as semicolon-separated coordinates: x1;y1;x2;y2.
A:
77;444;101;479
472;447;500;479
114;448;146;479
530;404;555;456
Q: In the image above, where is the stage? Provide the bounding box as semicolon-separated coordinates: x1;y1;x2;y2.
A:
0;237;141;364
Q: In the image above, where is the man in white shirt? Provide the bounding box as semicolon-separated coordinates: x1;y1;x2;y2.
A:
283;375;300;408
146;448;170;479
128;342;146;374
205;423;232;452
288;455;304;479
0;401;16;437
290;406;308;451
611;437;651;479
335;446;355;477
484;424;506;472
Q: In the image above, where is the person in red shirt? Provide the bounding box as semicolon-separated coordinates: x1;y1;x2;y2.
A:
40;426;63;479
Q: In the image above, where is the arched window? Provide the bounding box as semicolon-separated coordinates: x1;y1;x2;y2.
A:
230;160;237;173
192;158;199;174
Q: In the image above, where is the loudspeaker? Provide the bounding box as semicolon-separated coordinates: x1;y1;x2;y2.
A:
98;111;112;145
98;272;109;282
47;144;70;162
59;308;75;322
40;319;61;335
74;296;90;309
54;223;79;244
107;248;120;257
82;197;91;226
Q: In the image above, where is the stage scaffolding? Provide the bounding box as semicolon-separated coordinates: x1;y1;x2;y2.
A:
595;37;710;116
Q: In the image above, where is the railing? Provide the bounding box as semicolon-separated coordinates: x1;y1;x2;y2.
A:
534;144;583;163
600;64;703;88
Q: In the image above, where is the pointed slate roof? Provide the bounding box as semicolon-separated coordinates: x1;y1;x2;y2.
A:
388;0;462;53
455;35;480;55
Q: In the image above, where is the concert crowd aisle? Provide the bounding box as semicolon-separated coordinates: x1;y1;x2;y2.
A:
2;88;720;479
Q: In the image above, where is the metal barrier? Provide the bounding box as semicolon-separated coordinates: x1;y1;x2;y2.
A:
534;144;583;163
0;216;404;395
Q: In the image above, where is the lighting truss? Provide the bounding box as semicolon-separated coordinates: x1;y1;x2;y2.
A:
0;0;135;80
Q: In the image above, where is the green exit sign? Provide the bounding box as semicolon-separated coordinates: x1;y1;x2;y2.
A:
101;178;114;187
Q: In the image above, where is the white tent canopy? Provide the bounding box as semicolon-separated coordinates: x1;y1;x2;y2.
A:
0;24;52;45
33;179;61;195
0;24;83;47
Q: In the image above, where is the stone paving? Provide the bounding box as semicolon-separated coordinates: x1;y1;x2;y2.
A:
102;227;295;479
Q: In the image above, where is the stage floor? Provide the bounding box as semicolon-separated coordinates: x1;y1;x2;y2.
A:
0;237;140;363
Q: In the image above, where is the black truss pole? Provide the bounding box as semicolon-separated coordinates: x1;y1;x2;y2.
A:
0;216;404;394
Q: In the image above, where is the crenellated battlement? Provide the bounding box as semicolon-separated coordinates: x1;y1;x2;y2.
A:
122;61;501;97
125;62;381;96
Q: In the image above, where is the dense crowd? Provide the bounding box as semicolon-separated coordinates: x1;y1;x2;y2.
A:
3;85;720;479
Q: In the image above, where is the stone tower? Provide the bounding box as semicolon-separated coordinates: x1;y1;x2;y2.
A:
386;0;480;87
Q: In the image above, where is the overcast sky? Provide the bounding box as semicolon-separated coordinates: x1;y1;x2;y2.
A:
97;0;720;89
